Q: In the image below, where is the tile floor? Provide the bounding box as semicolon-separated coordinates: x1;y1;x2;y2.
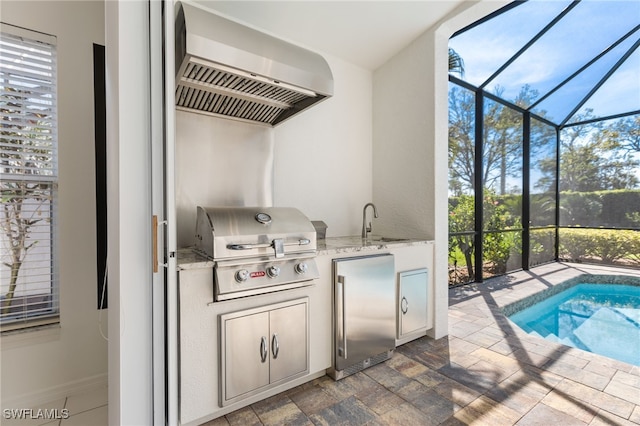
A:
10;262;640;425
205;262;640;425
2;384;107;426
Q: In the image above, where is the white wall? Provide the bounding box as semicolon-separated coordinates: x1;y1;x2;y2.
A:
372;0;508;339
373;36;436;241
0;0;108;407
373;30;448;338
274;55;373;237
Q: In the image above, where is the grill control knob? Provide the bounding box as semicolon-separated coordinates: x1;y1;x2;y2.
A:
235;269;249;283
295;263;308;275
266;266;280;278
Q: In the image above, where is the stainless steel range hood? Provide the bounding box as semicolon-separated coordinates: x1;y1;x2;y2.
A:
175;2;333;126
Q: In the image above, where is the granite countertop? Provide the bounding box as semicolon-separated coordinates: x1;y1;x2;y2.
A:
317;236;433;256
177;248;214;270
177;236;434;269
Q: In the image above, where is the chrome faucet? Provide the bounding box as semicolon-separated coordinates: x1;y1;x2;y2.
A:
361;203;379;239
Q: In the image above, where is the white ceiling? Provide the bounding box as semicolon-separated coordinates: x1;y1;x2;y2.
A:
193;1;468;70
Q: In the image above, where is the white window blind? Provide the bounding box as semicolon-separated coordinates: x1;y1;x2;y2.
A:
0;24;59;330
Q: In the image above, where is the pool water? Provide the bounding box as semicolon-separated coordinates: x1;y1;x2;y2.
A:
509;283;640;366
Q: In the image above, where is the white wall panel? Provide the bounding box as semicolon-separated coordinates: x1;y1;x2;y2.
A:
274;55;373;238
105;1;153;424
0;0;108;408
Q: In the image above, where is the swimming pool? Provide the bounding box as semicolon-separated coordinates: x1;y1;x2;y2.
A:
505;275;640;366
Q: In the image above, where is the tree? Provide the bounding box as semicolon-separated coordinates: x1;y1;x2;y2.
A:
448;84;554;195
1;182;52;315
449;195;475;280
601;115;640;156
538;113;640;192
1;87;55;315
448;48;465;76
449;190;517;281
482;90;523;195
448;85;475;195
482;190;516;274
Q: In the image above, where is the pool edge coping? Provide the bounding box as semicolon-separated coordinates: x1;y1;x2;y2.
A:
501;273;640;317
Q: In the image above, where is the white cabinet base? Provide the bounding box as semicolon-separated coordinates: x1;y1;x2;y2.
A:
388;244;434;347
179;266;330;426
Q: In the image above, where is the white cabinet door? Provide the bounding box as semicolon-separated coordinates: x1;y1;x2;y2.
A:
398;269;428;337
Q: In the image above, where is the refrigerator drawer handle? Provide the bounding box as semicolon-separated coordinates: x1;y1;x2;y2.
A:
260;336;268;363
338;275;347;359
271;333;279;359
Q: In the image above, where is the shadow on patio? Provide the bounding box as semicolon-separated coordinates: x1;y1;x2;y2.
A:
205;262;640;425
440;262;640;424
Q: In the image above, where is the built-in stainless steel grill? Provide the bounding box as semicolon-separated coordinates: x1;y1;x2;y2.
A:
195;206;319;301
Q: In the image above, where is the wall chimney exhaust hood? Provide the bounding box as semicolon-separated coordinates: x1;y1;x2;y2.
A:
175;2;334;126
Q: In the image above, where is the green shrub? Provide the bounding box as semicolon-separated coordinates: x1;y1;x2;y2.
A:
483;231;512;273
600;190;640;227
628;235;640;263
560;189;640;228
449;195;476;280
530;228;556;265
559;191;603;227
558;228;595;260
559;228;640;266
449;190;640;281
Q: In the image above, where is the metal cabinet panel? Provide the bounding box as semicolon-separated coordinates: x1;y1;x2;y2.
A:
223;311;270;401
398;269;428;337
220;298;309;406
269;302;308;383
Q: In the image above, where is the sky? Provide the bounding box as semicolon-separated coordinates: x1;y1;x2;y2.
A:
449;0;640;125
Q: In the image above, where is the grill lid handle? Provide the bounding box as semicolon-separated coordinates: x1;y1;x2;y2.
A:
226;243;272;250
273;238;285;258
226;238;312;257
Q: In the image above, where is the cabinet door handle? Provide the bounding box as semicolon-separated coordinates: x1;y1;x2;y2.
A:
271;333;279;359
260;336;268;363
401;296;409;314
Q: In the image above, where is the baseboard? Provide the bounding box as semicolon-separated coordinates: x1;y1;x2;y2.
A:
1;373;108;410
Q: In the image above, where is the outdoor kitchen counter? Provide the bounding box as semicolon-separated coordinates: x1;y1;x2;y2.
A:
317;236;433;256
176;237;434;269
176;248;214;270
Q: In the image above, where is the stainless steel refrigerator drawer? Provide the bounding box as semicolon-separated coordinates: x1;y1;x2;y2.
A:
331;253;395;379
